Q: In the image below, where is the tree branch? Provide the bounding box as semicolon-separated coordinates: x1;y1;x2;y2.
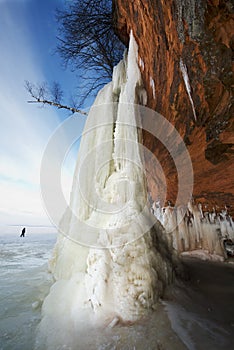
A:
25;80;87;116
27;98;87;116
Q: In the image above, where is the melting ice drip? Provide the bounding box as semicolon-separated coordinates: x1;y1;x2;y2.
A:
153;201;234;261
36;33;173;348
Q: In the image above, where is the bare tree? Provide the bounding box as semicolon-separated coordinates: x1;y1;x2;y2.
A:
25;80;87;116
56;0;124;92
50;81;63;104
25;0;125;113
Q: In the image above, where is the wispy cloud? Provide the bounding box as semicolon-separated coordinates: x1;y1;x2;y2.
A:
0;1;73;226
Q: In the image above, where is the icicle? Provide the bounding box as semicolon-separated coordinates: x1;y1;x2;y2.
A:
150;76;156;99
152;200;234;260
139;57;145;71
179;58;197;121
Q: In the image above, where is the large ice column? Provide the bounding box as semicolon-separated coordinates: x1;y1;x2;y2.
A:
37;32;173;348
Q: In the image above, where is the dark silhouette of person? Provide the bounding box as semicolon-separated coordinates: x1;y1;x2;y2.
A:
20;227;26;237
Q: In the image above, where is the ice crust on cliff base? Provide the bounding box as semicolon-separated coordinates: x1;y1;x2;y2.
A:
36;32;174;348
152;201;234;260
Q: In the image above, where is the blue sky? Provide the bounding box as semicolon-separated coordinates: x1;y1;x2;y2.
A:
0;0;87;231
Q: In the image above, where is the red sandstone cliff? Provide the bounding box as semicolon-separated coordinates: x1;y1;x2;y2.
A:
114;0;234;214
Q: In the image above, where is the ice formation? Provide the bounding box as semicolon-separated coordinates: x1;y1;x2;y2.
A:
152;200;234;260
139;57;145;71
179;58;197;121
150;76;156;99
36;32;173;348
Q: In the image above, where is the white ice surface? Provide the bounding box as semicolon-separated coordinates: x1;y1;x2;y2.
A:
36;32;172;349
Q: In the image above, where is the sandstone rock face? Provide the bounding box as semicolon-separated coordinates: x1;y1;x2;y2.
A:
113;0;234;215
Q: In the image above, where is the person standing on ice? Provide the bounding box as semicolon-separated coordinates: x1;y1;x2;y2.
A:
20;227;26;237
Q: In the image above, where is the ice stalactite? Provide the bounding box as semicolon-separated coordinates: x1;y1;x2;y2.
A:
152;201;234;261
36;32;174;349
179;58;197;121
139;57;145;71
150;76;156;99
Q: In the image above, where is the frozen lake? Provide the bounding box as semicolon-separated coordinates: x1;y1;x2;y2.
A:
0;231;234;349
0;232;56;350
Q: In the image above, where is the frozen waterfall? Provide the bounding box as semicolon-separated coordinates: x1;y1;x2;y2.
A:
36;32;174;349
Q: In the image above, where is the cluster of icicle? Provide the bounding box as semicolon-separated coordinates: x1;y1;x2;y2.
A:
36;32;173;349
152;200;234;260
